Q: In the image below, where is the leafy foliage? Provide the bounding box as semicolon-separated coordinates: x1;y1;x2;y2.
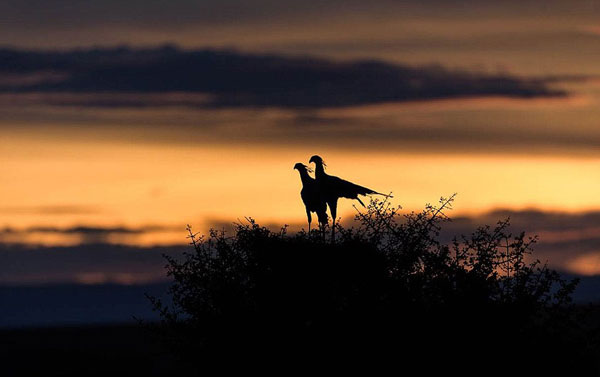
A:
149;195;597;373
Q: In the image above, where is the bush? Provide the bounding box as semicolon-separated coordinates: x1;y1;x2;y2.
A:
148;195;598;373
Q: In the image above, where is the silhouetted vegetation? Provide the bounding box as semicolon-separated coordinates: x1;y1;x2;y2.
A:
149;196;599;373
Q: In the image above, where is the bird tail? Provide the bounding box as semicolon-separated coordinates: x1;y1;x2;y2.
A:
362;187;393;198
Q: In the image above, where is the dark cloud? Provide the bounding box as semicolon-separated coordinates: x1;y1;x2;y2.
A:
0;92;212;108
0;224;183;245
438;209;600;276
18;225;175;235
0;46;561;108
0;243;183;285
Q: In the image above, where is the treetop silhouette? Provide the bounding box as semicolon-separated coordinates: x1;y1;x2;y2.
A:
148;195;597;373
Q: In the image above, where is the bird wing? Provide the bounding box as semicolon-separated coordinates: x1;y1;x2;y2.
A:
300;187;310;206
327;175;377;198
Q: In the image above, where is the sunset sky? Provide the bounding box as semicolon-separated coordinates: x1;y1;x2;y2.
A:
4;0;600;298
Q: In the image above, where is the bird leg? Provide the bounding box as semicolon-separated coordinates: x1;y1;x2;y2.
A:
307;210;312;233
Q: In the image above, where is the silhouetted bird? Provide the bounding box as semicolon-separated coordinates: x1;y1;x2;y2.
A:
294;163;328;232
309;155;390;239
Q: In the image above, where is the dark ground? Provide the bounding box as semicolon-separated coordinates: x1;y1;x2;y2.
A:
1;324;193;377
3;309;600;376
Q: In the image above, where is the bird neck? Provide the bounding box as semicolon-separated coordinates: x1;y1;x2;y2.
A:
298;169;311;184
314;162;326;178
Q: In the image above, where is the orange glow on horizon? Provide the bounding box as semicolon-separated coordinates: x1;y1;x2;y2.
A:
566;253;600;276
4;135;600;233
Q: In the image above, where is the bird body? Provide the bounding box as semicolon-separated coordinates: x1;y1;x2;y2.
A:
309;155;390;239
294;163;328;231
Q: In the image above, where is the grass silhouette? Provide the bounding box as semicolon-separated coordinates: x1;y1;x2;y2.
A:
148;195;599;373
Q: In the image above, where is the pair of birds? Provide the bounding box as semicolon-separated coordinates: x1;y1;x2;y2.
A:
294;155;390;237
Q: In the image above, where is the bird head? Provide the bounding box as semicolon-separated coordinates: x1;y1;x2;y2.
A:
309;155;325;167
294;163;313;173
